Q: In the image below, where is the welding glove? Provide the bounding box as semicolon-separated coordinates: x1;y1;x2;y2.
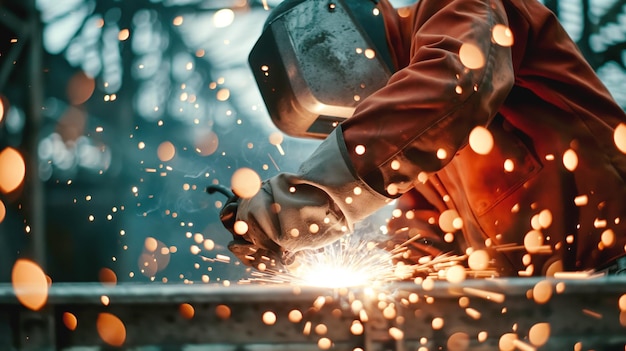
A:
229;128;392;270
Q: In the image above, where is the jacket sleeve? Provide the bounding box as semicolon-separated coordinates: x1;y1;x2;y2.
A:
341;0;516;196
235;129;392;256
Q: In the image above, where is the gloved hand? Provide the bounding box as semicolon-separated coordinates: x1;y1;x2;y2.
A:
211;128;392;272
207;184;293;271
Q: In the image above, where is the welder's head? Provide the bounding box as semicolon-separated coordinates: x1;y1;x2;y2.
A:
249;0;394;139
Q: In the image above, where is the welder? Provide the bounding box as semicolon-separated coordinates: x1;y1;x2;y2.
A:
220;0;626;277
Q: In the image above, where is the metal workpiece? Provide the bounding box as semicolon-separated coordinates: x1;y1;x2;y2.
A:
1;277;626;350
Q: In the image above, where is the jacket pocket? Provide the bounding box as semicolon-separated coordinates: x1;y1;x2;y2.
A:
448;116;542;217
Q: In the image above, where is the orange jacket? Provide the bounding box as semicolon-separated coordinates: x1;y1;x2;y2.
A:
341;0;626;276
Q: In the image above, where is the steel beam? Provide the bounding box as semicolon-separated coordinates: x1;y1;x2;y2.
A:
1;277;626;350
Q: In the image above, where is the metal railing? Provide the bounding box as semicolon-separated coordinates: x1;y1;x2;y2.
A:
1;276;625;350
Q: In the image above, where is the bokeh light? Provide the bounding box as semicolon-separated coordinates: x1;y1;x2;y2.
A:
469;126;494;155
11;259;49;311
447;332;470;351
468;249;489;270
216;88;230;101
0;199;6;223
533;280;553;304
97;313;126;347
0;147;26;194
98;267;118;285
262;311;276;325
216;304;231;320
0;96;4;123
195;130;219;156
179;303;195;319
157;141;176;162
446;265;467;283
288;309;302;323
438;209;462;233
562;149;578;171
62;312;78;331
213;9;235;28
118;28;130;41
499;333;517;351
432;317;444;330
459;43;485;69
492;24;514;47
67;71;95;105
528;322;550;346
524;230;544;253
614;123;626;153
231;167;261;199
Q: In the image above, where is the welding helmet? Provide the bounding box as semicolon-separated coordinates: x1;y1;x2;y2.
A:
249;0;394;139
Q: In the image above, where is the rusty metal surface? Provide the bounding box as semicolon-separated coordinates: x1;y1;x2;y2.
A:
1;276;626;350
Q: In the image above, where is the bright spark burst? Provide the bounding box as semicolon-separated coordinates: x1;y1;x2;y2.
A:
289;236;398;288
246;228;401;288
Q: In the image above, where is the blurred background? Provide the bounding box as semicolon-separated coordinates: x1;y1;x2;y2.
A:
0;0;625;285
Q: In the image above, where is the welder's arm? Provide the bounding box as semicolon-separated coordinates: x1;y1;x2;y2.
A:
230;128;392;268
341;0;515;195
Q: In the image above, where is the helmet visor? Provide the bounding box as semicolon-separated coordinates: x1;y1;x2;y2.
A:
249;0;392;138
